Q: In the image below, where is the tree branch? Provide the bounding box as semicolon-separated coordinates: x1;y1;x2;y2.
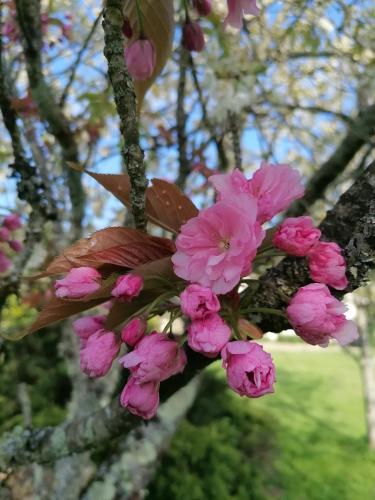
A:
288;104;375;216
175;48;190;189
14;0;85;234
102;0;148;231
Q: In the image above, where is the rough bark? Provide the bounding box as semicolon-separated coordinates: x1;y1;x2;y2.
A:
102;0;148;231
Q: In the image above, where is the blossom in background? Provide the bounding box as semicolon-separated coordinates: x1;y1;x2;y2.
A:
183;21;205;52
8;240;23;252
80;329;120;377
307;241;348;290
273;216;321;256
180;284;220;320
224;0;260;29
73;315;106;345
125;38;156;81
188;314;231;357
221;341;275;397
3;214;22;231
54;267;101;298
120;377;160;420
287;283;358;347
111;274;143;301
172;200;264;294
120;332;187;383
193;0;212;16
121;317;147;346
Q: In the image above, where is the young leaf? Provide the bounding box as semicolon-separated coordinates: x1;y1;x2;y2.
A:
86;171;198;234
35;227;175;278
124;0;175;106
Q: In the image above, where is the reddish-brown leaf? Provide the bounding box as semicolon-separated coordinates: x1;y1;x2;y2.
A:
35;227;175;278
28;295;107;334
86;171;198;234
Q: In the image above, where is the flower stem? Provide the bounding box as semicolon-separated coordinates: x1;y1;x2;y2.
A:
135;0;145;36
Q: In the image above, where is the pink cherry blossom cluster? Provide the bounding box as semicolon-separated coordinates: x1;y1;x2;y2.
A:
0;214;23;273
53;157;358;420
124;0;260;81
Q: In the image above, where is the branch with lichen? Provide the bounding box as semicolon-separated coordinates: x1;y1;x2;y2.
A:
14;0;85;234
0;163;373;470
102;0;148;231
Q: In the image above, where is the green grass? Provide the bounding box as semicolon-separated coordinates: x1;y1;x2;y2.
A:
148;347;375;500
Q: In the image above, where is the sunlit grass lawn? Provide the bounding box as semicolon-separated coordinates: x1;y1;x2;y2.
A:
250;346;375;499
149;345;375;500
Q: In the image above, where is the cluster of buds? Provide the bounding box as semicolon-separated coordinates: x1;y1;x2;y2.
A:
0;214;23;273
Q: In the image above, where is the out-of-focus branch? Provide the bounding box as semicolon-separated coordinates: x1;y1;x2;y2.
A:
59;9;103;107
0;10;54;308
288;103;375;216
0;164;373;470
228;111;242;171
14;0;85;234
102;0;148;231
189;55;229;172
176;48;190;189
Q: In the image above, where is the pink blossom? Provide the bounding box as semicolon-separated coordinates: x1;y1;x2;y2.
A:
80;329;120;377
111;274;143;301
273;216;321;256
55;267;101;299
119;332;187;383
8;240;23;252
3;214;22;230
121;317;147;346
221;341;275;397
286;283;358;347
172;200;264;294
120;377;160;420
0;251;11;272
0;227;10;242
188;314;231;357
209;164;304;224
73;315;106;344
307;241;348;290
193;0;212;16
224;0;259;29
180;284;220;320
247;162;304;223
183;22;205;52
125;38;156;81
